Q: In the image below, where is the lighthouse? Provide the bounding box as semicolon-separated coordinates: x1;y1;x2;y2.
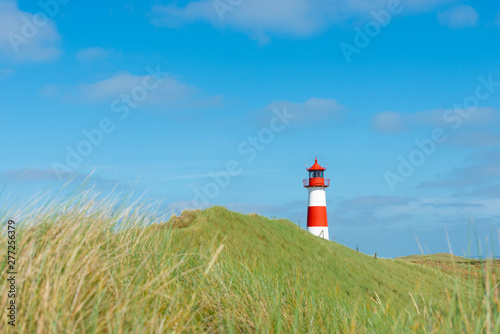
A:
303;158;330;239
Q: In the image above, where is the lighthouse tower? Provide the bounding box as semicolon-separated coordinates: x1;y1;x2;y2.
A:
303;158;330;239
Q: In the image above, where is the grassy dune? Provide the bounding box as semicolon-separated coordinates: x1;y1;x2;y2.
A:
0;191;498;333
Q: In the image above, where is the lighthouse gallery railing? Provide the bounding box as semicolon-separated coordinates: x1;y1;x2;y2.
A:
303;179;330;187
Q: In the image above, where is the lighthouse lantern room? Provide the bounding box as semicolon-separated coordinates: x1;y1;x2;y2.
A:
303;158;330;239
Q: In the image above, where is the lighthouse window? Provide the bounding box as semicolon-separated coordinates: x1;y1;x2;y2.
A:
309;171;324;178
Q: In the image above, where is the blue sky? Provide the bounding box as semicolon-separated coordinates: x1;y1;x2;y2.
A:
1;0;499;257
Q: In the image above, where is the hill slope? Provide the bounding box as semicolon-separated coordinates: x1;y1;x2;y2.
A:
0;195;497;333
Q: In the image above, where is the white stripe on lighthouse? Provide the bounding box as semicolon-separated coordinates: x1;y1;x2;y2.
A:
308;226;329;240
308;187;326;207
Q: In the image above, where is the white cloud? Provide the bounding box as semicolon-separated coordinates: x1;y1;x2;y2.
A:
438;5;479;29
258;97;345;124
39;84;59;98
413;107;496;127
76;47;111;61
0;168;114;184
150;0;452;43
337;195;416;213
419;149;500;190
0;0;61;62
332;193;500;229
78;73;197;104
45;71;223;110
371;107;498;133
332;195;417;227
371;111;406;133
0;168;62;181
447;131;500;148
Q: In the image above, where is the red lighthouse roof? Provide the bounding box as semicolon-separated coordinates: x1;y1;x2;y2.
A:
307;159;326;171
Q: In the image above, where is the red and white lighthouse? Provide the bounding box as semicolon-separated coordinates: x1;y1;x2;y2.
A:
303;158;330;239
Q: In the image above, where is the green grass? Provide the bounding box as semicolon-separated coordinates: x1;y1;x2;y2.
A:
396;254;500;280
0;190;498;333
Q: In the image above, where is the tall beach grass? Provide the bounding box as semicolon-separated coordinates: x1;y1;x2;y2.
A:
0;188;498;333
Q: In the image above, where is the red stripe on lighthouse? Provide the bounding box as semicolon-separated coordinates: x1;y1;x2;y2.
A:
307;206;328;227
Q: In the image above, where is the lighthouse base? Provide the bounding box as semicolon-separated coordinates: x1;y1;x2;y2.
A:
307;226;329;240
